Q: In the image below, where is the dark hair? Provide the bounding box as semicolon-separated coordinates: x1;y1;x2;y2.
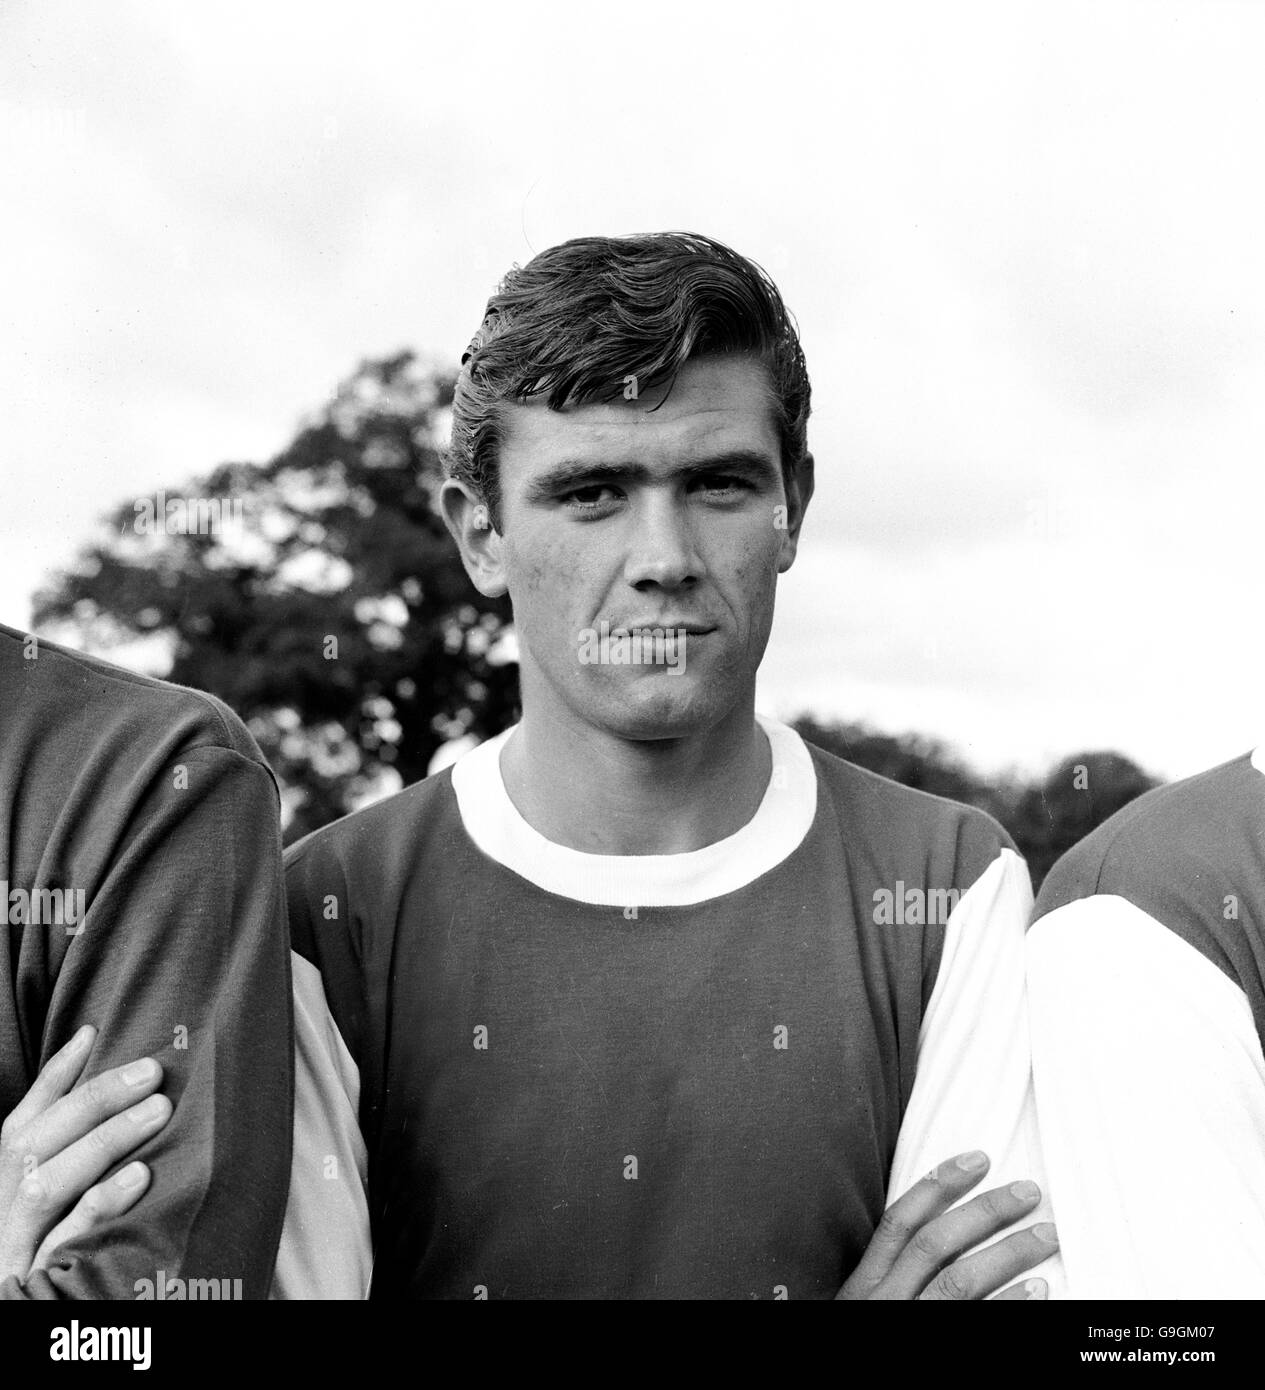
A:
446;232;811;528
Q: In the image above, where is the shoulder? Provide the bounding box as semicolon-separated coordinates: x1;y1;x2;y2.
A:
0;623;276;792
803;736;1019;893
1031;748;1265;1030
1;624;267;761
282;769;462;1043
1034;751;1263;920
286;768;456;874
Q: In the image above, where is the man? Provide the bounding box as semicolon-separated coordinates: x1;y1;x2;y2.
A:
0;623;293;1297
1027;747;1265;1298
276;232;1061;1299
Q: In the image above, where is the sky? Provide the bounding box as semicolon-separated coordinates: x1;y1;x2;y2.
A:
2;0;1262;782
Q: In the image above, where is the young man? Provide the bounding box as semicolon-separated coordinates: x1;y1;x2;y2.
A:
276;233;1061;1299
1027;746;1265;1298
0;623;293;1298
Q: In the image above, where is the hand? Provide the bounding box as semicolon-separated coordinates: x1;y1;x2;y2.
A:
837;1150;1059;1300
0;1024;173;1282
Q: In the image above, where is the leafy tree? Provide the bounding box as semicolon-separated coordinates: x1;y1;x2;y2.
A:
32;352;518;843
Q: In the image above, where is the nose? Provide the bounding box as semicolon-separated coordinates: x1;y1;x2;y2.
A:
621;490;704;592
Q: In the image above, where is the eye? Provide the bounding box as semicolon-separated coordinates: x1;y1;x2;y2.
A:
560;482;623;513
692;473;753;497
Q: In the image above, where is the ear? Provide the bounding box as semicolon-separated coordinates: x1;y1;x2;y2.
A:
776;452;815;573
440;479;508;598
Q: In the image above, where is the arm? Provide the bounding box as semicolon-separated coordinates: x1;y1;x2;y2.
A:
1027;894;1265;1298
2;745;292;1299
269;954;371;1299
269;839;372;1299
886;847;1065;1294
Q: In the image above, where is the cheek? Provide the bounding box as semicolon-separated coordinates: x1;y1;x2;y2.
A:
722;528;783;622
507;530;576;600
505;533;602;654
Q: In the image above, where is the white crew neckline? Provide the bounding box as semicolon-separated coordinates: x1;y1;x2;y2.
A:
449;713;817;907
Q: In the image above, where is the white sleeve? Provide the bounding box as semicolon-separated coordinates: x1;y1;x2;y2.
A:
269;953;374;1299
887;847;1065;1293
1027;894;1265;1299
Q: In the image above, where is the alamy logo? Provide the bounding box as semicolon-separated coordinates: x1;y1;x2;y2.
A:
133;491;244;535
134;1270;243;1300
1;882;86;932
872;882;960;925
49;1322;150;1370
577;622;687;674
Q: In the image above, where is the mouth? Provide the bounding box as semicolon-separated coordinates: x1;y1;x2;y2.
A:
618;620;717;636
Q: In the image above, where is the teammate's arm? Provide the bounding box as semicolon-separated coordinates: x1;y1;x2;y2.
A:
2;744;292;1299
1027;894;1265;1298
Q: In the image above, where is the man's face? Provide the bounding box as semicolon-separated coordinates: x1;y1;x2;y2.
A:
487;353;810;742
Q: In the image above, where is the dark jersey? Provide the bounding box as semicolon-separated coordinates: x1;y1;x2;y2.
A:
279;716;1046;1299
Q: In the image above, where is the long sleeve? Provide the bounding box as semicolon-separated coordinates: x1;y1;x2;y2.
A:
269;954;371;1298
1;744;293;1300
887;847;1065;1293
1027;894;1265;1299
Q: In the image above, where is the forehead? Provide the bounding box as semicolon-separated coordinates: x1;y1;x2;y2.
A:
498;354;780;472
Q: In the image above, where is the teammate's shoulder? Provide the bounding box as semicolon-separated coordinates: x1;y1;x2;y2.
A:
0;622;270;770
1034;749;1264;922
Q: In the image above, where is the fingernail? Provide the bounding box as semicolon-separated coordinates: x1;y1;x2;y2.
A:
126;1095;166;1123
955;1150;989;1172
115;1161;147;1189
65;1024;94;1055
1009;1180;1040;1202
1025;1278;1047;1300
1033;1222;1059;1245
121;1058;158;1086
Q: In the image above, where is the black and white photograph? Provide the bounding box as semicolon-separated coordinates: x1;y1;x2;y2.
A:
1;0;1260;1366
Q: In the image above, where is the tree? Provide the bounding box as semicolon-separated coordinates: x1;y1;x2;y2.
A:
1009;751;1159;889
32;352;519;843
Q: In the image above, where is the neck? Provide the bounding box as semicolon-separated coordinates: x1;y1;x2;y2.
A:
499;698;771;855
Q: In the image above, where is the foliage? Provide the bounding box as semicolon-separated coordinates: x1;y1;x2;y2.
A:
32;353;519;843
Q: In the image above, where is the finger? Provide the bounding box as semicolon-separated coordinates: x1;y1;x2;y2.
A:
28;1161;152;1273
991;1277;1049;1302
11;1057;164;1169
14;1093;172;1238
1;1026;96;1138
885;1180;1048;1299
841;1151;992;1296
918;1223;1060;1301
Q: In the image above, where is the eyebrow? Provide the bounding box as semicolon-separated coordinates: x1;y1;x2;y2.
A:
523;449;781;502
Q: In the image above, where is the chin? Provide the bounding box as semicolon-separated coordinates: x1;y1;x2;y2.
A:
590;670;732;743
